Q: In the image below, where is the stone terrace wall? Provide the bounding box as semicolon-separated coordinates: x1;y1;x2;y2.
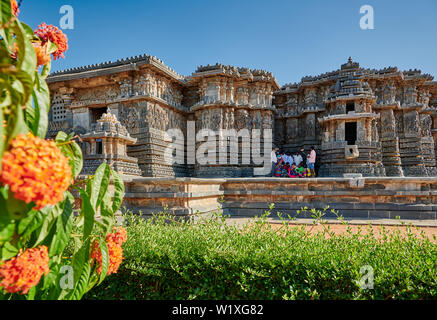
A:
122;177;225;217
121;177;437;220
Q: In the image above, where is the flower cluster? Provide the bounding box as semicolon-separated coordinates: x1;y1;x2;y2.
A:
32;42;51;67
0;133;72;210
92;227;128;275
34;23;68;60
0;246;49;294
11;0;19;17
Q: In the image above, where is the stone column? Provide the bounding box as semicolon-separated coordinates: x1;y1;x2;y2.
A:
357;120;366;142
335;121;345;141
400;109;426;176
419;113;437;175
379;108;403;176
90;139;96;155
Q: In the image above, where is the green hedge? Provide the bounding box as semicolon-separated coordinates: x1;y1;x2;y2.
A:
85;211;437;300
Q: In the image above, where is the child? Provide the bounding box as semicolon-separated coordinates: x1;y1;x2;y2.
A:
289;164;302;178
281;163;290;177
295;164;305;177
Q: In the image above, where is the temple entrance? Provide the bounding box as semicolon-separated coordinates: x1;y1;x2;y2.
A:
345;122;357;145
346;102;355;113
91;107;107;124
96;139;103;155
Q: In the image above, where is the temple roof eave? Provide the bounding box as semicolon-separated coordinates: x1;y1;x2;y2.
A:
47;54;186;85
318;112;380;124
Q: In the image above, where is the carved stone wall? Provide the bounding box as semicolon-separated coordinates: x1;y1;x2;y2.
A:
47;55;437;178
274;59;437;177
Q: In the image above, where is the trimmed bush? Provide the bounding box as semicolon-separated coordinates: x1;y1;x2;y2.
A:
86;210;437;300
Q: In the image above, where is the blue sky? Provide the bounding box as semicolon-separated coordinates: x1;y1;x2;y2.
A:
20;0;437;85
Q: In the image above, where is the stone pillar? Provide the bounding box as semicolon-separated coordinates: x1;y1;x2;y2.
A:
90;139;96;155
432;113;437;167
379;108;403;176
107;138;113;155
419;113;437;175
357;120;366;142
400;109;427;176
335;122;345;141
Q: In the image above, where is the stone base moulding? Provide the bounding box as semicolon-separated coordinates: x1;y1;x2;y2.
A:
111;177;437;220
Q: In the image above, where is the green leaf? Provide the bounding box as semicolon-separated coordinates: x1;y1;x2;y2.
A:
99;191;114;234
97;240;109;285
5;189;32;220
7;101;28;144
46;40;58;55
19;210;45;239
0;108;3;171
66;240;91;300
49;198;74;257
12;20;37;82
0;188;14;242
0;0;14;48
1;241;19;260
40;60;52;79
33;204;62;247
55;132;83;178
91;163;111;211
71;260;91;300
111;169;125;214
26;286;36;300
31;72;50;138
12;69;34;106
0;217;15;243
78;189;95;241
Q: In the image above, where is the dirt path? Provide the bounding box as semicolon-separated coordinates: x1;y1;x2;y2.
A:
271;222;437;242
226;217;437;242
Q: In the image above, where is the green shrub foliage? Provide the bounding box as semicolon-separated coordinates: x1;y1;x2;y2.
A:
87;209;437;300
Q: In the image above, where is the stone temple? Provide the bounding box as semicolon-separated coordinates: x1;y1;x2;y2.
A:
47;56;437;178
47;55;437;220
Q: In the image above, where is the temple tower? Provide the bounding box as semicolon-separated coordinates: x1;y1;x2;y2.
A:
81;112;142;176
318;58;385;177
186;64;279;177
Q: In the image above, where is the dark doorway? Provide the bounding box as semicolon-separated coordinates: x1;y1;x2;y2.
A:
346;102;355;113
96;139;103;155
91;107;107;123
345;122;357;145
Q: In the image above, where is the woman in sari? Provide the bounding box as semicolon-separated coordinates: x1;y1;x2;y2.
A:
274;154;283;177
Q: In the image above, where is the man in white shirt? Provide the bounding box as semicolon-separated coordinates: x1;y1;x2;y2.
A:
270;147;279;177
293;152;303;167
284;151;293;166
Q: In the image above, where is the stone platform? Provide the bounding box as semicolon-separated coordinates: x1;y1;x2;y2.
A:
121;177;437;220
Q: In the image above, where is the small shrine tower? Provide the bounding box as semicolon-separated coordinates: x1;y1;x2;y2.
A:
81;112;142;176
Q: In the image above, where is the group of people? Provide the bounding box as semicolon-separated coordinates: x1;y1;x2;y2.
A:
270;147;317;178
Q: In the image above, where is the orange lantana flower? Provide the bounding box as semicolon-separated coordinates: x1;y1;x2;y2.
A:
0;133;72;210
11;0;19;17
34;23;68;60
0;246;49;294
32;41;51;67
92;227;128;275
